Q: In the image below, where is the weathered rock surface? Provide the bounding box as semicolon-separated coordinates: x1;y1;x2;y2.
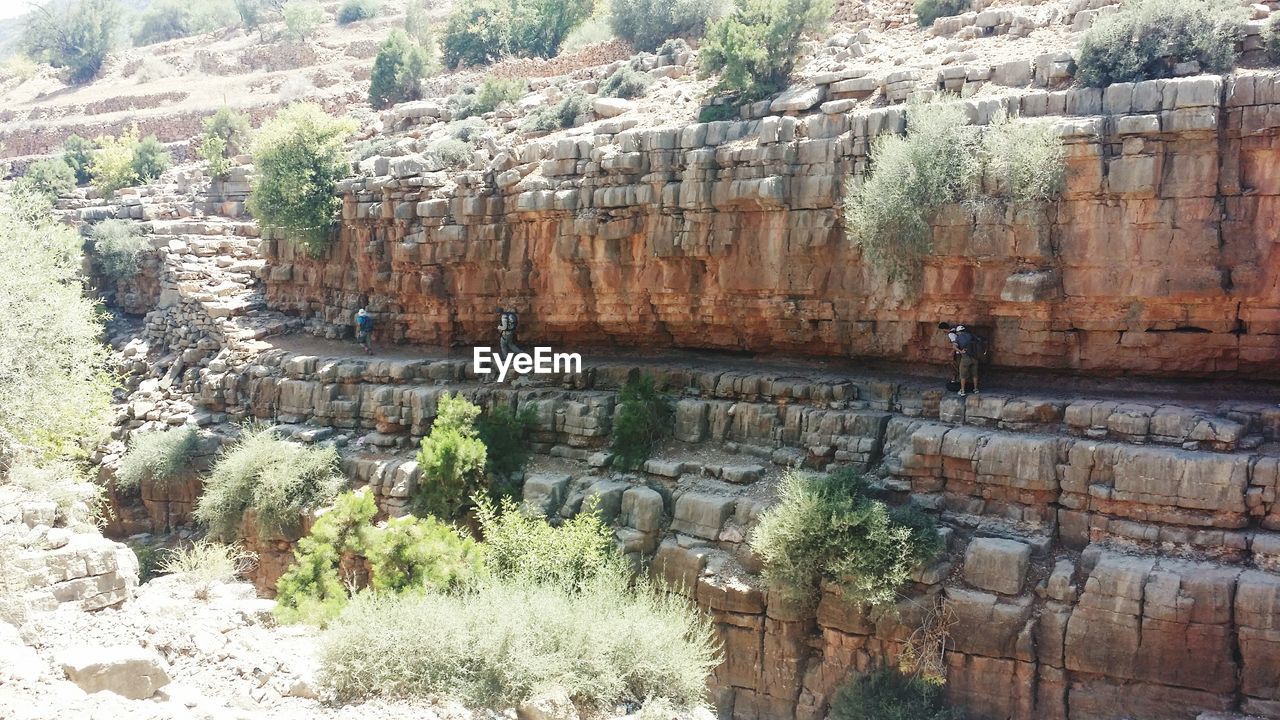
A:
59;645;171;699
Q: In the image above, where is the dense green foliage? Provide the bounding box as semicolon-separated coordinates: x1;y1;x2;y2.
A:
842;98;1063;284
913;0;970;27
203;106;252;156
609;374;673;471
699;0;831;99
130;135;171;182
522;91;592;131
88;128;169;195
248;103;355;256
413;393;488;520
609;0;725;52
404;0;434;46
427;138;473;169
475;403;537;490
749;469;943;607
18;158;76;200
23;0;119;84
600;64;653;98
275;491;484;624
132;0;237;45
337;0;380;24
476;498;623;589
318;571;719;709
368;29;433;109
1075;0;1245;86
282;0;324;40
194;426;345;542
90;218;149;279
0;189;111;457
830;666;963;720
115;426;198;492
62;134;95;185
234;0;268;31
441;0;594;68
1267;14;1280;62
449;77;528;119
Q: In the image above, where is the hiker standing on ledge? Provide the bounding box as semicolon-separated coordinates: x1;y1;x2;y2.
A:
355;308;373;355
496;306;522;360
939;321;981;397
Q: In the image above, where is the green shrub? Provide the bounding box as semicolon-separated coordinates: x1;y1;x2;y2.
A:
441;0;595;68
23;0;120;84
830;666;963;720
318;571;719;709
600;64;653;98
476;498;622;588
90;128;141;195
609;374;673;471
404;0;434;46
522;90;592;131
63;134;95;185
475;403;536;490
1266;13;1280;62
337;0;379;24
1075;0;1246;87
91;218;149;279
697;102;739;122
275;490;484;624
449;116;490;142
130;135;170;183
203;106;252;156
194;426;345;542
609;0;726;52
282;0;324;40
115;425;198;493
369;29;433;109
18;158;76;199
749;469;942;607
159;539;257;600
413;393;488;520
427;138;473;169
913;0;969;28
0;190;112;457
198;135;232;179
234;0;268;30
450;76;528;119
128;541;164;583
132;0;237;45
248;103;356;257
699;0;831;99
843;98;1065;283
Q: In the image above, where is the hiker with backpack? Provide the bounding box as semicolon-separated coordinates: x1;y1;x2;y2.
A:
355;308;373;355
938;322;984;396
496;306;522;360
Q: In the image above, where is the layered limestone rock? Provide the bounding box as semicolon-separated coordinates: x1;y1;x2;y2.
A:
263;73;1280;376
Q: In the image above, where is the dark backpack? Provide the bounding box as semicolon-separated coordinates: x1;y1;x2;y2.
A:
957;330;990;361
357;314;373;332
500;311;518;332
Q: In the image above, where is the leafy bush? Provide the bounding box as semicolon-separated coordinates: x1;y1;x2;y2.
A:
913;0;969;28
609;0;726;52
427;138;473;169
843;98;1065;283
198;135;232;179
475;403;536;488
413;393;488;520
90;128;142;195
0;190;112;457
18;158;76;199
63;134;95;184
830;666;963;720
129;541;164;583
600;64;653;98
449;117;490;142
248;103;356;256
115;425;198;492
194;426;345;542
282;0;324;40
1075;0;1246;87
369;29;433;109
337;0;379;24
699;0;831;99
91;218;149;279
234;0;268;30
130;135;170;183
404;0;433;46
522;90;592;131
609;374;673;471
450;76;528;118
318;571;719;709
1266;13;1280;62
749;469;942;607
23;0;119;84
132;0;237;45
275;490;483;624
203;106;252;156
477;498;622;588
159;539;257;600
441;0;595;68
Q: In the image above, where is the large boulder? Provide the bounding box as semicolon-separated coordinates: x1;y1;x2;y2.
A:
59;645;171;699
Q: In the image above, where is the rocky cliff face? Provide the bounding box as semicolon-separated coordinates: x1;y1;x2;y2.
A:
262;72;1280;376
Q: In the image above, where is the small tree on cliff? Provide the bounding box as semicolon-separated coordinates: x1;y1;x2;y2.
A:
699;0;832;99
248;103;355;257
368;29;434;109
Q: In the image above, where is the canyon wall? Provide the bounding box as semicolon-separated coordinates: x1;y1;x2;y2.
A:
262;72;1280;376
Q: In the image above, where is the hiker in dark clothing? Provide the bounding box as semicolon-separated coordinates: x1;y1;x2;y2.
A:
938;322;980;396
496;306;522;360
355;308;373;355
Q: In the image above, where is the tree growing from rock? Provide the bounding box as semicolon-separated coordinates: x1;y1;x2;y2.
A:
699;0;832;100
413;393;488;520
